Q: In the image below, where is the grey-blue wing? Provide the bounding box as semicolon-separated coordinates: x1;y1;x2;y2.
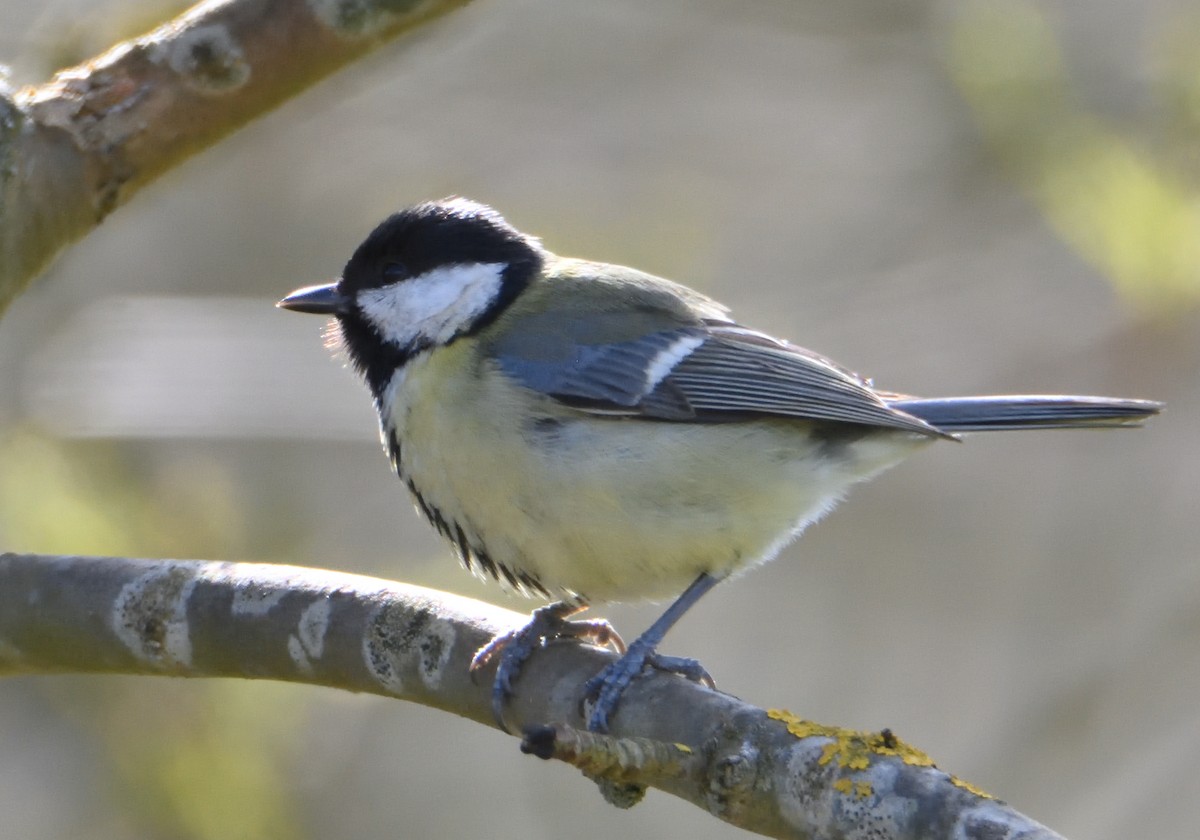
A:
492;320;939;436
492;321;708;411
643;326;939;433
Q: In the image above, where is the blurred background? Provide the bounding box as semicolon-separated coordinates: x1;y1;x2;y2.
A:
2;0;1198;837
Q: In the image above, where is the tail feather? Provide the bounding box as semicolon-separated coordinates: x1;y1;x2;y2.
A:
887;395;1163;432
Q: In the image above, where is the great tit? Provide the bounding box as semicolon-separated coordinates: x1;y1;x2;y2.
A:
279;197;1161;733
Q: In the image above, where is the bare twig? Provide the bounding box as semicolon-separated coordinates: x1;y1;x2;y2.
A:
0;0;474;315
0;552;1066;840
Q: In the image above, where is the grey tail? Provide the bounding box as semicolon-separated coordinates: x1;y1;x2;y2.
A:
886;395;1163;432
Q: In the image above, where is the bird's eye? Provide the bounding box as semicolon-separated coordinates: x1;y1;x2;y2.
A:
382;262;408;281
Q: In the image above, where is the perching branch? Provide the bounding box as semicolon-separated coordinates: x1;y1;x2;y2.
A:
0;552;1065;840
0;0;474;316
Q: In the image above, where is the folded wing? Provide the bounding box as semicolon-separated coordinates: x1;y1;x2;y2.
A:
492;320;942;436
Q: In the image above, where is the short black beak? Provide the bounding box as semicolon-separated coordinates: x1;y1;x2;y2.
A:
277;282;349;315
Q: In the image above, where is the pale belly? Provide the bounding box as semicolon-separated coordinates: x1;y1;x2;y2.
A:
383;346;929;602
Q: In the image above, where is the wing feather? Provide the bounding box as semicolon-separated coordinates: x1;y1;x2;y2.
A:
493;317;937;435
651;327;938;433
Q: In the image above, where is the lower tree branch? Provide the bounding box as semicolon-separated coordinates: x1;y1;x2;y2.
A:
0;552;1065;840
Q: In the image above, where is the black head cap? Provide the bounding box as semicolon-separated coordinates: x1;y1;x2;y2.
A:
333;198;544;396
340;198;543;296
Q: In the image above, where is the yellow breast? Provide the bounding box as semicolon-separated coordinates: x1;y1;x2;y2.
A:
385;341;928;602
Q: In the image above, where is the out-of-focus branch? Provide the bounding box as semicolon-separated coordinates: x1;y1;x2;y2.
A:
0;552;1066;840
0;0;474;315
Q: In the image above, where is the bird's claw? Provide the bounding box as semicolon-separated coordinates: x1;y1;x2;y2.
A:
643;652;715;689
582;643;714;732
470;602;624;732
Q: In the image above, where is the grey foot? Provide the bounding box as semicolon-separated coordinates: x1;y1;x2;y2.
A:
582;640;714;732
470;602;624;732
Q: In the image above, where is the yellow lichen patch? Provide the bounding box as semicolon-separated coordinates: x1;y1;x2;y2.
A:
767;709;933;771
830;774;873;800
768;710;846;743
818;741;841;766
950;775;993;799
766;709;991;799
864;728;935;768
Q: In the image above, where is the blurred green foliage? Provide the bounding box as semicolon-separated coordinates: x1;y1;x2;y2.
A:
950;1;1200;316
0;428;310;840
0;429;239;556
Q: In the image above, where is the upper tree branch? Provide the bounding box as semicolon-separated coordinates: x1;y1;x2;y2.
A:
0;552;1065;840
0;0;474;315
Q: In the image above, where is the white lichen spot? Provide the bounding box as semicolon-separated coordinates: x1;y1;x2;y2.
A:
362;604;404;694
287;635;311;675
152;24;249;93
781;739;838;830
838;785;914;840
362;604;460;695
781;739;945;840
288;597;332;674
416;616;455;690
308;0;433;39
111;564;199;669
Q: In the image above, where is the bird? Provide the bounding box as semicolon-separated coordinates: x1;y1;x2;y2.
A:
278;197;1162;733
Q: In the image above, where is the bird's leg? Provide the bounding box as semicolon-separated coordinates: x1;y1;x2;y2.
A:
471;599;625;732
583;572;721;733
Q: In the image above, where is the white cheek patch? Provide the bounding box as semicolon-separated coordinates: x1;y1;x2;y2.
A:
357;262;506;348
644;334;705;391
